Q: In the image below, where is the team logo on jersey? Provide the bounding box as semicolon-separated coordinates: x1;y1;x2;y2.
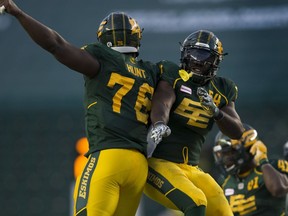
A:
225;188;235;196
180;85;192;94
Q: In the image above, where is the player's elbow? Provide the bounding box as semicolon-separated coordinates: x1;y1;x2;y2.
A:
43;33;67;55
230;130;243;140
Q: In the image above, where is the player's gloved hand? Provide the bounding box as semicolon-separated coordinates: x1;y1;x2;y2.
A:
197;87;220;118
249;140;269;166
147;121;171;158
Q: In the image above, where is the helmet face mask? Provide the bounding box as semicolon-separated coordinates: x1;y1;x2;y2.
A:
97;12;142;55
213;139;247;175
180;30;224;85
182;48;218;80
214;124;258;175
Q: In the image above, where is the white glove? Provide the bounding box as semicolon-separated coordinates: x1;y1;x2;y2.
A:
197;87;220;117
147;121;171;157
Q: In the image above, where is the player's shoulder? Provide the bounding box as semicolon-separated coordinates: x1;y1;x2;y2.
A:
210;76;239;102
157;60;179;71
82;42;103;51
156;60;179;76
137;58;157;68
269;158;284;165
82;42;119;58
221;174;233;188
211;76;238;92
212;76;237;88
157;60;178;67
269;158;288;174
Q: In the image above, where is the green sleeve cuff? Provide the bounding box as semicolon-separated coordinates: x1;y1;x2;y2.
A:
259;158;269;167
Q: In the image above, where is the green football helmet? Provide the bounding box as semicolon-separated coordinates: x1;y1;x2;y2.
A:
213;124;258;175
97;12;142;55
180;30;225;85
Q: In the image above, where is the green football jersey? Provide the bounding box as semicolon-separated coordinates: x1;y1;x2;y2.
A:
221;159;288;215
83;42;160;156
152;61;238;165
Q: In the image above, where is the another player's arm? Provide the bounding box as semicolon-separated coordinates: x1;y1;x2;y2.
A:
261;162;288;197
250;142;288;197
1;0;100;78
215;102;244;139
147;80;174;153
150;80;176;125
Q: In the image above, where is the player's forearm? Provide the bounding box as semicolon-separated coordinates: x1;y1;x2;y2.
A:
216;113;244;139
262;164;288;197
14;11;66;55
3;1;65;54
150;101;170;125
150;92;174;125
150;81;175;125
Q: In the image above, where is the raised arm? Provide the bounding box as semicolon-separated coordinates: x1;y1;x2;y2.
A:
1;0;100;77
250;141;288;197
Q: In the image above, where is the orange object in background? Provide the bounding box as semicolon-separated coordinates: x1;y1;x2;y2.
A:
74;137;89;179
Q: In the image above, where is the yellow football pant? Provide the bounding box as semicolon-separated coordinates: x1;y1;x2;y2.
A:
144;157;233;216
74;149;148;216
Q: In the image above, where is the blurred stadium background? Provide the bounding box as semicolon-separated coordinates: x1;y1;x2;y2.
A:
0;0;287;215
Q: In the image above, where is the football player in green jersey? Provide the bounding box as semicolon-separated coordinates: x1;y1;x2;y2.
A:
1;1;161;215
145;30;245;215
214;124;288;216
